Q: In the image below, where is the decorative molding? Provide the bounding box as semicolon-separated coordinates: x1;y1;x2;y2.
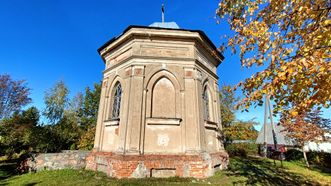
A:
104;118;120;126
204;120;218;130
196;50;214;71
133;66;145;76
195;60;219;80
106;47;132;68
146;117;181;126
184;70;193;78
125;67;132;77
140;45;189;58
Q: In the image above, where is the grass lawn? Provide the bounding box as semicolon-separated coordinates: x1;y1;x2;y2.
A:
0;156;330;186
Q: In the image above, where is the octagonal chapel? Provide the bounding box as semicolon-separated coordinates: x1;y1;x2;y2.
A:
86;22;229;178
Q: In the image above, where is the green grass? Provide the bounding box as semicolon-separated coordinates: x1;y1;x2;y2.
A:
1;156;330;186
221;157;331;185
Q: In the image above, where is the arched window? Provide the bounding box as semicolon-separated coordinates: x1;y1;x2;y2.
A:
111;82;122;119
203;87;210;120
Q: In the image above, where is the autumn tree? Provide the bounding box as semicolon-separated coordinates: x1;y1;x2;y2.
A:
216;0;331;117
282;109;331;167
223;120;258;143
0;74;31;119
223;120;259;156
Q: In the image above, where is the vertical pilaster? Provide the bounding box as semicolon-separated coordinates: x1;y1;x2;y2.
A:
125;65;145;154
184;67;201;153
115;68;132;154
195;70;206;152
93;77;108;151
214;81;222;151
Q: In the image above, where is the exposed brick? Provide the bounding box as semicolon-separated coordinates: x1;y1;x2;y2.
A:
85;151;229;178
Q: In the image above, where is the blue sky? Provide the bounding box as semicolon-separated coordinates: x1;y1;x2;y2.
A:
0;0;329;129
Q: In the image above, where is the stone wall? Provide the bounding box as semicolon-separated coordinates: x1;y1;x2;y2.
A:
27;150;90;171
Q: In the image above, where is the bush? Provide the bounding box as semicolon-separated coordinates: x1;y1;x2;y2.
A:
284;149;331;168
284;149;303;161
307;151;331;168
226;143;258;157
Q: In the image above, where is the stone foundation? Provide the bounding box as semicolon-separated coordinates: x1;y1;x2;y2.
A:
86;151;229;178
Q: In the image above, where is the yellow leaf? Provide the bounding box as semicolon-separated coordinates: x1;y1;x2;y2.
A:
290;110;298;117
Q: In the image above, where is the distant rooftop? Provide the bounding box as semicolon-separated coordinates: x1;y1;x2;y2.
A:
149;22;180;29
256;123;296;146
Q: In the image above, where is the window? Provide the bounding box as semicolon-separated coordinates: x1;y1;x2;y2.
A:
111;83;122;119
203;87;210;120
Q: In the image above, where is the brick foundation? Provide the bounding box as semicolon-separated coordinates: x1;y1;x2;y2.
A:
86;151;229;178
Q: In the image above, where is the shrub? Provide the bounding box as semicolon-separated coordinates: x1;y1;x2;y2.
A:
284;149;331;168
284;149;303;161
226;143;258;157
307;151;331;169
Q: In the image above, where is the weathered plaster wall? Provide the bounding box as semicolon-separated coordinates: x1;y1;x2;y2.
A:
90;27;228;178
94;37;223;154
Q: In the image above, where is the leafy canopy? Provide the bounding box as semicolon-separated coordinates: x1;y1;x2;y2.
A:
216;0;331;116
220;85;238;128
43;80;69;124
223;120;258;142
0;74;31;119
282;109;331;146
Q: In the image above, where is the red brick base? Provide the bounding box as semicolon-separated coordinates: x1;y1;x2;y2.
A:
86;151;229;178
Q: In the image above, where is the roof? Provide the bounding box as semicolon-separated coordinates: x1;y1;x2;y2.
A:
97;25;224;60
149;22;180;29
256;123;296;146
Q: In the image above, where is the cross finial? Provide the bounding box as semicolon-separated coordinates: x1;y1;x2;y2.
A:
162;4;165;23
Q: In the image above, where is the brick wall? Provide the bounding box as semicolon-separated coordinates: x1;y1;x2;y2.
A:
86;151;229;178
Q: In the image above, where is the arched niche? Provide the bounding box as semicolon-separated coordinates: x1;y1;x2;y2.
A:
152;77;176;118
202;80;214;122
145;70;182;124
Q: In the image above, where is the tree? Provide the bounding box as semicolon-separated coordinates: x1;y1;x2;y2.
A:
77;83;101;150
78;125;96;150
80;83;101;126
0;74;31;119
306;109;331;133
53;114;82;150
68;92;84;115
282;109;331;167
223;120;258;142
216;0;331;117
220;85;237;128
223;120;259;156
43;80;69;124
0;107;39;157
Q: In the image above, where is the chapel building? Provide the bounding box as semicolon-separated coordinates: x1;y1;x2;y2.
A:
86;22;229;178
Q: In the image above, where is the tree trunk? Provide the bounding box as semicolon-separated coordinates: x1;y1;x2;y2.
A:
302;146;310;168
